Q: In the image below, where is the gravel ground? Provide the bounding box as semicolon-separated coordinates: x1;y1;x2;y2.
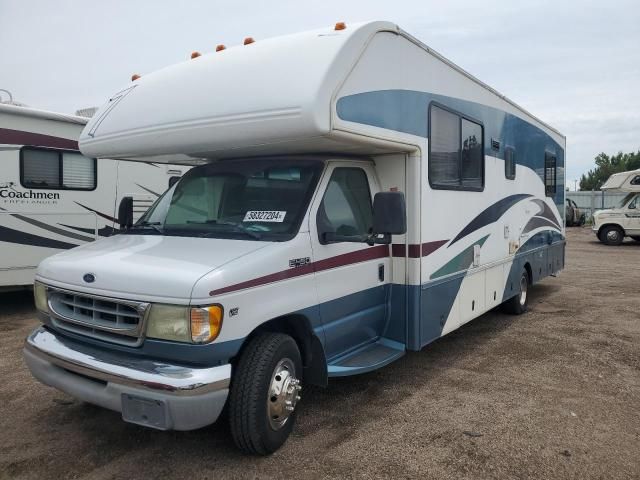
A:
0;227;638;480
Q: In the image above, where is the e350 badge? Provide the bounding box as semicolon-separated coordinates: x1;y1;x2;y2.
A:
289;257;311;268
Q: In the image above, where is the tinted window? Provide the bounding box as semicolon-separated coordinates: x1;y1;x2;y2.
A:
430;106;460;187
461;119;483;189
505;147;516;180
631;175;640;186
429;105;484;190
317;168;373;242
545;152;557;196
21;148;96;190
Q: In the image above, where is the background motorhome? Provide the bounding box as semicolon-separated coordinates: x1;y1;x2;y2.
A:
592;168;640;245
0;103;190;289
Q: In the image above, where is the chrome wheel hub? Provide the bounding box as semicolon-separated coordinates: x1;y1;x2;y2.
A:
519;275;528;306
607;230;620;242
267;358;301;431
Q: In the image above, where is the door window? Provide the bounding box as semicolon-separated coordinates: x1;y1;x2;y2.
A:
317;168;373;243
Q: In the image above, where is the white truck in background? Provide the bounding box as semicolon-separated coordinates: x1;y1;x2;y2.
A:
593;168;640;245
23;21;565;454
0;103;189;289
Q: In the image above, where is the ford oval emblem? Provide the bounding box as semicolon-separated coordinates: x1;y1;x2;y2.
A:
83;273;95;283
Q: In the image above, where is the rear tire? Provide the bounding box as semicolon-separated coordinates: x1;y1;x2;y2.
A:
600;226;624;246
502;269;529;315
229;333;303;455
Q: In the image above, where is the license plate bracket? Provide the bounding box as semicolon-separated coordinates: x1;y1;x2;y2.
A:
121;393;170;430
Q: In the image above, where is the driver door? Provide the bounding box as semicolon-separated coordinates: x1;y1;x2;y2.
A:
309;161;391;361
624;194;640;234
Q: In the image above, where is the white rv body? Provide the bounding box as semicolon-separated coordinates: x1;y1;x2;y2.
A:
25;22;566;451
0;103;189;288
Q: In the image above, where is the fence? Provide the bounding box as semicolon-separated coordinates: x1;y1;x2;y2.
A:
566;191;628;221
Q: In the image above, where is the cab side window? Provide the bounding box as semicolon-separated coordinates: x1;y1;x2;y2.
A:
317;168;373;244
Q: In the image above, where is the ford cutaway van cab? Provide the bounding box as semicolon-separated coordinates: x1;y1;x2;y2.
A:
23;21;566;454
593;169;640;245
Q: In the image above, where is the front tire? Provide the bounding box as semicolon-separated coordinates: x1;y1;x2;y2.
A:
229;333;303;455
600;226;624;246
502;269;529;315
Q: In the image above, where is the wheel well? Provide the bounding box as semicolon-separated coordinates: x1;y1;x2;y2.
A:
233;314;327;387
598;223;625;237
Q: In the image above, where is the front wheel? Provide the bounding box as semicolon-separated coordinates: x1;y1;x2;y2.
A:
502;269;529;315
229;333;303;455
600;226;624;246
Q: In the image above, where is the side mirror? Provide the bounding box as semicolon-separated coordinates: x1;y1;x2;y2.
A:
373;192;407;238
118;196;134;229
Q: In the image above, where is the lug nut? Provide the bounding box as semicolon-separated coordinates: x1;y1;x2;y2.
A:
295;395;301;401
286;406;294;411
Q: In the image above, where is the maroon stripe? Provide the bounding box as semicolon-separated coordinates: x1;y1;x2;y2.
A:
209;245;389;296
0;128;79;150
391;240;448;258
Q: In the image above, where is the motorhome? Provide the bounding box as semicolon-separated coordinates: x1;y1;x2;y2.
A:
593;168;640;245
0;103;189;289
23;21;566;454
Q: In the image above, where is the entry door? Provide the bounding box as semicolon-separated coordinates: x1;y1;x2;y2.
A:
625;194;640;233
309;162;391;361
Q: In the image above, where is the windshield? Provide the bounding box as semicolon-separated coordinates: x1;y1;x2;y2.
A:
133;158;323;241
618;193;636;209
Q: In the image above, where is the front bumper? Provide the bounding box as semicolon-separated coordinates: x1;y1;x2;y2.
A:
23;327;231;431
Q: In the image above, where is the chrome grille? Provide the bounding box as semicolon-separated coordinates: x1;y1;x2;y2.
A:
48;288;148;346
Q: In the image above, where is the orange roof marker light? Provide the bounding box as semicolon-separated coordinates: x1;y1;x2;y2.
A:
334;22;346;31
243;37;255;45
131;74;141;82
216;44;226;52
191;51;202;59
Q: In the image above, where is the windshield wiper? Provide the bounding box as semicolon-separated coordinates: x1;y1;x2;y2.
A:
187;219;262;240
130;221;165;235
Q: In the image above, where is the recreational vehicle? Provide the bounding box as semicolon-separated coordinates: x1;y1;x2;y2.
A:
593;168;640;245
23;21;566;454
0;103;189;289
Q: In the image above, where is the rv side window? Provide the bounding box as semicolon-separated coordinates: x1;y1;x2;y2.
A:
631;175;640;186
20;148;96;191
544;152;557;196
505;147;516;180
429;104;484;191
317;168;373;243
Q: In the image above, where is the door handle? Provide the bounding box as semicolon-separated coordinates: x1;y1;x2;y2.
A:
378;263;385;282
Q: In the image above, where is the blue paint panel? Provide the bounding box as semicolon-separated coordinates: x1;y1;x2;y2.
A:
321;284;389;361
420;275;464;347
337;90;565;210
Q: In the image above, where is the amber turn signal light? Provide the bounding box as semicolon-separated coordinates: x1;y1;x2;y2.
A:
334;22;346;31
216;44;226;52
243;37;255;45
191;51;201;59
131;74;141;81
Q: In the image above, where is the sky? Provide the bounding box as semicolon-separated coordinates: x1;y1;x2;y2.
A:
1;0;639;189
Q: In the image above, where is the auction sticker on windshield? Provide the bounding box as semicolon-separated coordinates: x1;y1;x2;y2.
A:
243;211;287;222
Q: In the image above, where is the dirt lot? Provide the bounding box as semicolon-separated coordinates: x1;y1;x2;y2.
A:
0;228;638;480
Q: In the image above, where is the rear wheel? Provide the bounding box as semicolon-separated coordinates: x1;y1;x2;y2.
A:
600;226;624;246
502;269;529;315
229;333;303;455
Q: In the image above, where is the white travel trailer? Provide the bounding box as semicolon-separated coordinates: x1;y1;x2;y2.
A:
24;21;566;454
593;168;640;245
0;103;189;289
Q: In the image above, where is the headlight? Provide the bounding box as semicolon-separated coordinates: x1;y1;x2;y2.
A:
146;304;223;344
34;281;49;313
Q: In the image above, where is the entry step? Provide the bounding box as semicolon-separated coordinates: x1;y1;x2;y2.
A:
327;338;405;377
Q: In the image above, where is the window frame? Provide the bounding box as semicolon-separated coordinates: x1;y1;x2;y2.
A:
505;146;516;180
428;102;485;192
544;151;557;197
19;146;98;191
316;166;374;245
